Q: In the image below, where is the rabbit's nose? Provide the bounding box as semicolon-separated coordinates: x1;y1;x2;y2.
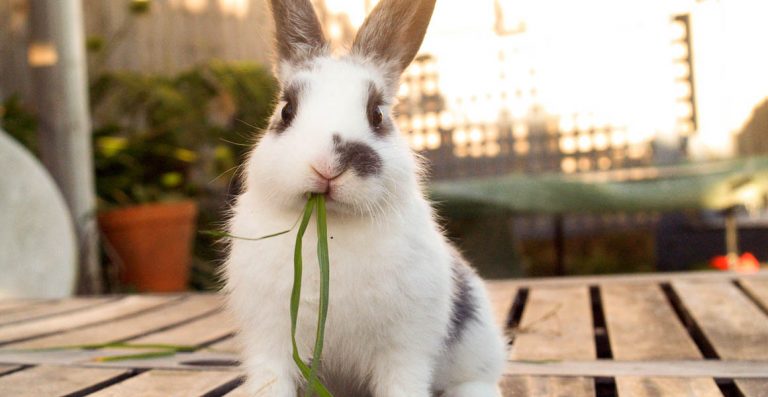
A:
311;165;341;181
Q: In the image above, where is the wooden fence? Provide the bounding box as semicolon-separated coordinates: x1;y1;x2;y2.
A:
0;0;273;100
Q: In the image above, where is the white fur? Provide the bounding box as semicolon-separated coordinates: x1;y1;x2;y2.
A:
222;9;505;396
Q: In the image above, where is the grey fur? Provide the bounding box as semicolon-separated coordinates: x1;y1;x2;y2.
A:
446;253;479;345
333;134;383;177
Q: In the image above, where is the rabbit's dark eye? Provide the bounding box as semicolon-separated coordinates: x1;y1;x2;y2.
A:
369;105;383;127
281;101;295;124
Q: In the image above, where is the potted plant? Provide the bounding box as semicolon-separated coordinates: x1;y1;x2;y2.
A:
91;73;202;292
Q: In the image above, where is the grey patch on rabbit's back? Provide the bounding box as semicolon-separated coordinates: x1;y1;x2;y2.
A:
333;135;383;177
446;256;479;345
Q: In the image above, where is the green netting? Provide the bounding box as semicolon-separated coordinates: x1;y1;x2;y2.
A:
429;156;768;215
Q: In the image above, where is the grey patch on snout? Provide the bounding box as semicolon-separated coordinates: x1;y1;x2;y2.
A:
333;134;383;177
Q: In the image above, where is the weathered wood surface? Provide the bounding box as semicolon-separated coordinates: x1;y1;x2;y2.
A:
0;271;767;396
4;295;221;349
485;281;517;329
0;365;127;397
601;283;701;360
0;297;116;326
614;377;722;397
87;369;240;397
673;280;768;360
509;286;595;360
735;379;768;397
740;277;768;312
0;295;178;345
130;309;236;346
501;376;595;397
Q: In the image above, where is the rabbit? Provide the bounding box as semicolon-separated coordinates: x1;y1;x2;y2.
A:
222;0;507;396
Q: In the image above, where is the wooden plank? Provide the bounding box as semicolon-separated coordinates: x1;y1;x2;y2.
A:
208;336;241;354
740;277;768;312
736;379;768;397
223;385;250;397
0;364;21;376
501;376;594;397
0;365;127;396
131;310;236;346
7;294;223;349
0;300;42;314
88;369;240;397
509;286;595;360
488;270;768;289
601;283;701;360
0;295;178;345
505;360;768;378
615;377;721;397
673;280;768;360
485;281;517;329
0;297;116;326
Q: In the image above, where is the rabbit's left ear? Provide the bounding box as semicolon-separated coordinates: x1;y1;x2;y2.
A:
352;0;436;77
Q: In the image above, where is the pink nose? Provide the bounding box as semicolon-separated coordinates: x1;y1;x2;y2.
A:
310;165;342;194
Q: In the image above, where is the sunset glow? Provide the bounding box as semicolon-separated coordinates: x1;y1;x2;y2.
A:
318;0;768;165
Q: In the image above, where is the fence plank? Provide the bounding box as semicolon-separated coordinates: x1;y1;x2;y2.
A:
131;310;236;346
615;377;721;397
6;295;223;349
673;280;768;360
0;295;178;345
501;376;594;397
736;379;768;397
0;365;127;396
0;297;116;326
601;283;701;360
509;286;595;360
88;369;239;397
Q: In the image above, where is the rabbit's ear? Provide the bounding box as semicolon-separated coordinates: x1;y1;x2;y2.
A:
352;0;436;75
270;0;327;66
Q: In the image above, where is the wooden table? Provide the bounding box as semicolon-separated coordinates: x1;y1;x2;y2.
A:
1;271;766;396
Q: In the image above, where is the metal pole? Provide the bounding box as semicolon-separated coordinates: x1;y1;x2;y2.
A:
724;207;739;270
28;0;101;293
554;214;565;276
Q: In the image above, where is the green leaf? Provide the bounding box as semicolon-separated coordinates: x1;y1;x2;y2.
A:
306;194;330;396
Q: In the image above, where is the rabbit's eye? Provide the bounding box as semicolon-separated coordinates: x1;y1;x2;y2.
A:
281;101;295;124
369;105;383;128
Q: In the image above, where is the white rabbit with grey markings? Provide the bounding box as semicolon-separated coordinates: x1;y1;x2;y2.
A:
222;0;507;395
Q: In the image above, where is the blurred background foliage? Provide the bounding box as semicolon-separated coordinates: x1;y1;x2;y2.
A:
1;61;278;290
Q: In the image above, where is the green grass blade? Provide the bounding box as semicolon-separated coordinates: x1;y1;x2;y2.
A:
200;207;305;242
199;229;293;241
306;194;331;397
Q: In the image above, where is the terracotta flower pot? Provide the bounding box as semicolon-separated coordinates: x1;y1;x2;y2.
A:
99;201;198;292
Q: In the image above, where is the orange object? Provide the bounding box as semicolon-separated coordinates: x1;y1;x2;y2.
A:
99;201;198;292
709;252;760;273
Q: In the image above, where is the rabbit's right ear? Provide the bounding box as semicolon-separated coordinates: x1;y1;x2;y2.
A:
352;0;436;78
269;0;328;67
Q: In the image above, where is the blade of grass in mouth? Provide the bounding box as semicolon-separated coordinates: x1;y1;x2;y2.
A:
292;194;332;396
203;194;333;396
